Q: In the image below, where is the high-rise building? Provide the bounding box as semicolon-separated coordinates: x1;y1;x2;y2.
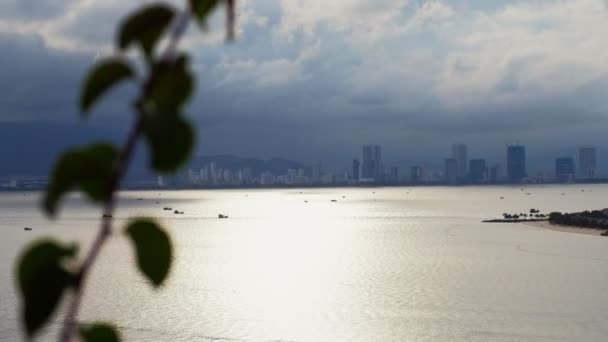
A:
411;166;423;183
452;144;467;178
352;159;360;180
260;171;275;185
507;145;526;182
578;146;597;179
469;159;487;183
312;161;321;183
489;164;502;183
361;145;382;181
445;158;458;184
390;166;399;183
555;157;575;182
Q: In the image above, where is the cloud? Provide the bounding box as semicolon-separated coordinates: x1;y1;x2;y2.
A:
436;0;608;109
2;0;608;174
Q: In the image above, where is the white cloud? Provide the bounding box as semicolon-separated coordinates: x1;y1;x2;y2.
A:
436;0;608;109
275;0;410;41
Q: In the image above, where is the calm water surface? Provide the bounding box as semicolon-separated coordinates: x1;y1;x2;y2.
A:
1;185;608;341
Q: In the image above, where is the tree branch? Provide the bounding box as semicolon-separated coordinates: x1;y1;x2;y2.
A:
57;10;193;342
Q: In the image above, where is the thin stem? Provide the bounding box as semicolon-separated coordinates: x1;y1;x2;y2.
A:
57;9;193;342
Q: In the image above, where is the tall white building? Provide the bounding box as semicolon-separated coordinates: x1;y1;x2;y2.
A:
451;144;467;178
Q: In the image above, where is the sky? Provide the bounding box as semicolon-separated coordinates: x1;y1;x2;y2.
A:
2;0;608;175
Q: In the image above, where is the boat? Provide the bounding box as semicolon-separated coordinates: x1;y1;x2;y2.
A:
218;214;229;219
163;207;172;210
330;199;337;202
137;198;143;200
304;200;309;203
174;210;184;214
530;209;540;213
102;214;112;218
499;197;504;199
24;227;32;231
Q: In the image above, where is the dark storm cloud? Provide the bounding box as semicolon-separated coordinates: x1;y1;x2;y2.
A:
0;33;84;121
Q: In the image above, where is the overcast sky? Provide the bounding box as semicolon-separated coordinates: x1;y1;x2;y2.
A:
2;0;608;175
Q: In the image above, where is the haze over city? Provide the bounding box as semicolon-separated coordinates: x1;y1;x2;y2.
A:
2;0;608;176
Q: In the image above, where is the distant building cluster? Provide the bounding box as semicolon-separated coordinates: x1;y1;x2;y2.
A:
156;161;350;188
0;144;603;190
349;144;600;185
152;143;601;188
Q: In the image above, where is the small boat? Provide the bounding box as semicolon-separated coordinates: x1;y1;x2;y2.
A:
530;209;540;213
137;198;143;200
218;214;229;219
561;193;566;195
155;201;160;204
499;197;504;199
330;199;337;202
304;200;309;203
102;214;112;218
342;196;346;198
163;207;172;211
174;210;184;214
24;227;32;231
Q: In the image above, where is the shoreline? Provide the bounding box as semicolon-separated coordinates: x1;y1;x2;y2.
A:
522;220;606;236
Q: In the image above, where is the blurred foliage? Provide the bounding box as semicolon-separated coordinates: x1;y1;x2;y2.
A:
15;1;237;340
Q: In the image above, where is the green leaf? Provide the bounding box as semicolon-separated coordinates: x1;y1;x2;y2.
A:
147;55;194;114
79;323;120;342
43;143;118;216
16;240;78;336
125;219;172;287
80;58;134;114
118;4;175;57
189;0;222;27
143;114;194;173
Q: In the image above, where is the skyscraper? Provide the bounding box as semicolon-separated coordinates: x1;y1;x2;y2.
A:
312;161;321;183
469;159;487;183
361;145;382;181
507;145;526;182
390;166;399;183
445;158;458;184
451;144;467;178
489;164;502;183
578;146;596;179
410;166;423;184
555;157;575;183
352;159;360;180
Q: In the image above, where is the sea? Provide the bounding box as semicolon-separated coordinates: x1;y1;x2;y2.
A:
1;185;608;341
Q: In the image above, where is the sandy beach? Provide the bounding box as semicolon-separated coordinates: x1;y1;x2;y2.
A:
523;220;606;236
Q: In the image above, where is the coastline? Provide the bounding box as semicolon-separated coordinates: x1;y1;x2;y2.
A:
522;220;606;236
